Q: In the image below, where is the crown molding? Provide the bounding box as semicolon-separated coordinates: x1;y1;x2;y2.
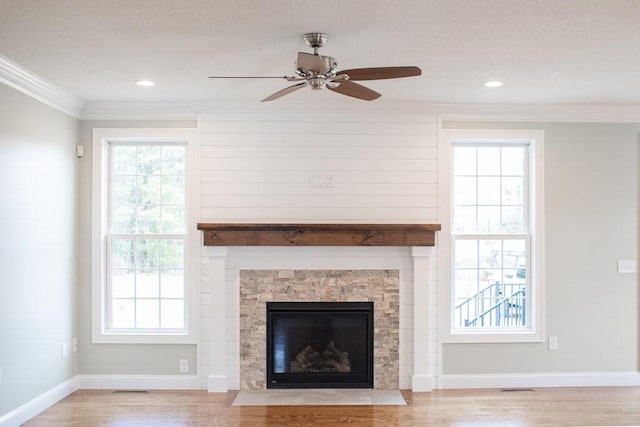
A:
80;100;640;123
79;102;199;120
435;103;640;123
0;54;83;118
79;100;432;120
2;54;640;124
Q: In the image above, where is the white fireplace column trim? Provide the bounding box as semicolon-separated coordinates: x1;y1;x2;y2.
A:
204;247;229;392
412;246;436;392
201;245;436;392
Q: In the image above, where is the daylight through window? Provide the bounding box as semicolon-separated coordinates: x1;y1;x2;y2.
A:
451;142;531;332
107;142;187;331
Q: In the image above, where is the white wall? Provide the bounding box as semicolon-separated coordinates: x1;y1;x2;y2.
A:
199;109;438;223
74;113;639;388
74;108;440;385
441;121;638;377
76;120;199;376
0;84;79;416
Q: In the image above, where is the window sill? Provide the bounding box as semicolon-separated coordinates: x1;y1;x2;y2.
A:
444;329;544;344
92;331;197;345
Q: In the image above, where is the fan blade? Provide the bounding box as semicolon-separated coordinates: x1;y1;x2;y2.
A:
261;81;308;102
297;52;330;73
327;81;381;101
336;66;421;81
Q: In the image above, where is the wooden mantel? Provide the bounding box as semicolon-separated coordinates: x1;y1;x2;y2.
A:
196;223;441;247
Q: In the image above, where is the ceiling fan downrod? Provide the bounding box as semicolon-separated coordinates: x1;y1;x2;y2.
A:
303;32;328;55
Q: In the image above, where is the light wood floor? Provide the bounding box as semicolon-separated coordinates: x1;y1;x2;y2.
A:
23;387;640;426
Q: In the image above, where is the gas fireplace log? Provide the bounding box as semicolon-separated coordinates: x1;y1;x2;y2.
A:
296;345;321;369
324;340;351;373
290;341;351;373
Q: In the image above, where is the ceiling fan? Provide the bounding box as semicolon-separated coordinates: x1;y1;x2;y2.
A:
208;32;422;102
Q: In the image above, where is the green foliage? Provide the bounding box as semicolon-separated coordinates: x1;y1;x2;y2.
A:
110;144;185;234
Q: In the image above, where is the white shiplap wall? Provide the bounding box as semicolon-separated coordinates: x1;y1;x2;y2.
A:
199;111;438;223
198;109;439;390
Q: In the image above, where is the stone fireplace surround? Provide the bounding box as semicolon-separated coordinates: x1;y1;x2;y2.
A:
201;245;437;392
241;269;397;390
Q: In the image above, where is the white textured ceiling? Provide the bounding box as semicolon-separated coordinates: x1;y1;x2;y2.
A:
1;0;640;107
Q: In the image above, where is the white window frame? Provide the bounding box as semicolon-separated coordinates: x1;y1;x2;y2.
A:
440;129;545;343
92;128;200;344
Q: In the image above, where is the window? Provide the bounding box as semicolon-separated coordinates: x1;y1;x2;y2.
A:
442;130;544;342
92;129;199;343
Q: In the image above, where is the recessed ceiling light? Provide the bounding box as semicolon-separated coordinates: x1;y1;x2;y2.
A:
484;80;503;88
135;80;155;87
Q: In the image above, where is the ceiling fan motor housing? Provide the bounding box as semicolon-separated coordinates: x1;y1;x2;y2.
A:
296;55;337;76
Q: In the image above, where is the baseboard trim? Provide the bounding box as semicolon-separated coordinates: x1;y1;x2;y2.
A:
0;376;79;427
207;375;229;393
411;375;433;392
77;374;201;390
438;371;640;389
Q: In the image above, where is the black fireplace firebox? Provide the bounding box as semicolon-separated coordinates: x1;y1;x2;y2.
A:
266;301;374;389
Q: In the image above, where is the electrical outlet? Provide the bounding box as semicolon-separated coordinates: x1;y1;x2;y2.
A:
72;338;78;352
179;359;189;373
617;260;637;274
548;336;558;350
61;342;68;358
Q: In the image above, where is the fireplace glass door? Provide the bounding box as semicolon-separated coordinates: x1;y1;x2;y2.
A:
266;301;374;389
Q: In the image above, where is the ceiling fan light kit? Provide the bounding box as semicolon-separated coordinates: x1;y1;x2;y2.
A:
208;32;421;102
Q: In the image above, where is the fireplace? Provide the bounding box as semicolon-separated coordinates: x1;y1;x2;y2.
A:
238;270;399;390
266;301;374;389
200;226;440;392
